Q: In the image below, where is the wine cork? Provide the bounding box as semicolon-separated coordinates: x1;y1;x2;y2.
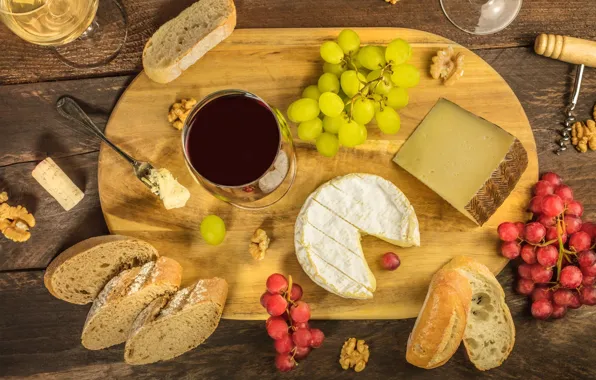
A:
535;34;596;68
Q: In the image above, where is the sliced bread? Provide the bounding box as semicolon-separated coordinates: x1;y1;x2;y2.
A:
443;256;516;371
44;235;159;305
81;257;182;350
124;277;228;365
142;0;237;84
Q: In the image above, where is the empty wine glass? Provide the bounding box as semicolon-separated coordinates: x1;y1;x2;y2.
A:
440;0;523;35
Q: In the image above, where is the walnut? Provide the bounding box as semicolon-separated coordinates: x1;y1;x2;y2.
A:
384;0;399;4
339;338;370;372
571;120;596;153
168;98;196;131
0;202;36;242
0;192;7;203
430;46;465;86
249;228;270;261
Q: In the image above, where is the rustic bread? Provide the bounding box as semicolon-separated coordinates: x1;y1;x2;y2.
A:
443;256;516;371
81;257;182;350
406;268;473;369
142;0;236;84
44;235;159;305
124;277;228;365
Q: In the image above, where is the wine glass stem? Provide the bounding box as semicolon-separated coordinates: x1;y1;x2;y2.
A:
79;17;99;40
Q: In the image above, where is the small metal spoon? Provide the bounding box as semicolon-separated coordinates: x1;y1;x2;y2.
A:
56;96;160;194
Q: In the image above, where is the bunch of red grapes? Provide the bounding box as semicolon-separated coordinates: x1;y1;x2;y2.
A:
498;172;596;320
260;273;325;372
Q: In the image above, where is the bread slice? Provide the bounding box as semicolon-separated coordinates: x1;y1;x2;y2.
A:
81;257;182;350
142;0;236;84
443;256;516;371
406;268;472;369
124;277;228;365
44;235;159;305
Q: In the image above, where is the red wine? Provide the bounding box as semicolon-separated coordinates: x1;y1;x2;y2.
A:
185;94;281;187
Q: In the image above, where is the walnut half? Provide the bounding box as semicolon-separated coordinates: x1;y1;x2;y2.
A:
571;120;596;153
430;46;465;86
339;338;370;372
168;98;197;130
249;228;270;261
0;202;36;243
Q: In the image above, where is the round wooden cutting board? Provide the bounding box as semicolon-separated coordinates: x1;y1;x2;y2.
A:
99;28;538;320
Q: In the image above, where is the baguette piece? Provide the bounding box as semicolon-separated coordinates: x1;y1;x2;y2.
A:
406;269;473;369
44;235;159;305
81;257;182;350
142;0;237;84
443;256;515;371
124;277;228;365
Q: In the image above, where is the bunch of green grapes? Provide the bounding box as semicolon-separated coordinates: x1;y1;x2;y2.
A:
286;29;420;157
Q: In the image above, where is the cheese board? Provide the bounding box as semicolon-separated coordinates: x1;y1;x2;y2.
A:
98;28;538;320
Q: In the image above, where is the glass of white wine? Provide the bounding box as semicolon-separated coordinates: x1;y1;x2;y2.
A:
0;0;128;67
440;0;523;35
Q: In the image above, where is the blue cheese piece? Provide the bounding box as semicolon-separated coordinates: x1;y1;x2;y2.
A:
148;168;190;210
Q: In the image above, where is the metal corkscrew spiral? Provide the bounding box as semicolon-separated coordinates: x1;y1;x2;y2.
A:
556;64;585;155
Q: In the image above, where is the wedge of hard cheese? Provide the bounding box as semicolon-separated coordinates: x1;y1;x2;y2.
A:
394;98;528;226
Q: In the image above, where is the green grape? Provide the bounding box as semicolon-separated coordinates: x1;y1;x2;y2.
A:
337;29;360;54
288;98;320;122
375;107;401;134
323;114;346;134
318;72;340;94
340;70;365;97
385;39;412;65
302;85;321;101
320;41;344;64
386;87;409;109
357;46;386;71
200;215;226;245
352;98;375;125
366;69;393;95
391;64;420;88
339;120;367;147
350;52;363;69
316;132;340;157
319;92;344;117
298;117;323;141
323;62;347;77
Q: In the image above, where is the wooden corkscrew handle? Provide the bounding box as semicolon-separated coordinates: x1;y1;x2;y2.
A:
535;34;596;68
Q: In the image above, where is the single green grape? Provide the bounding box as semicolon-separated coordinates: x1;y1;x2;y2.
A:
318;73;340;94
323;114;346;134
323;62;347;77
288;98;320;122
316;132;340;157
391;64;420;88
375;107;401;134
298;117;323;141
319;92;344;117
320;41;344;64
385;39;412;65
349;52;363;70
352;98;375;125
386;87;409;109
357;46;386;71
340;70;365;98
339;120;367;147
337;29;360;54
200;215;226;245
302;85;322;101
366;69;393;95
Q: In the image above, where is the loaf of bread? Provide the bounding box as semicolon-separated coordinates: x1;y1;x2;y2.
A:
142;0;236;84
81;257;182;350
125;277;228;364
44;235;159;305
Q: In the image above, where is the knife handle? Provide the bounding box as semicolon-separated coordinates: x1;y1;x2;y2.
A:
535;34;596;68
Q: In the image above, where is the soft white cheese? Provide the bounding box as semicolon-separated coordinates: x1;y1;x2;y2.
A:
149;168;191;210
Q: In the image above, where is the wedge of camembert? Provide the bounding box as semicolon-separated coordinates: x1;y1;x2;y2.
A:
294;173;420;299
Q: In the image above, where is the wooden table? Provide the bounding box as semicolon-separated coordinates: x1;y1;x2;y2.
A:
1;1;596;379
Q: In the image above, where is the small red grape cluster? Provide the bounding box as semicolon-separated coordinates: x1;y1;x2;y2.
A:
498;172;596;320
260;273;325;372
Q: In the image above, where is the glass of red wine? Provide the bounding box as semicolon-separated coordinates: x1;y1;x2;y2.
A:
182;89;297;209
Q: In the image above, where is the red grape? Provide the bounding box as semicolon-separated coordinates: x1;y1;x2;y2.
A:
309;328;325;348
515;222;525;236
292;328;312;347
551;303;567;319
560;266;583;288
289;283;303;302
536;245;558;267
521;244;538;264
580;286;596;306
501;241;521;259
274;334;295;354
533;180;555;196
531;265;553;283
541;195;565;217
531;299;553;320
563;215;583;234
290;301;311;323
578;250;596;268
531;286;553;302
566;201;584;217
524;222;546;243
260;292;273;308
581;222;596;238
267;316;289;339
275;353;296;372
516;278;535;295
541;172;562;187
553;289;575;306
292;321;309;330
381;252;401;270
266;273;289;294
518;263;533;279
581;262;596;277
545;226;567;245
498;222;520;241
582;275;596;286
528;196;543;214
536;214;556;228
266;294;289;317
568;292;582;309
569;231;592;252
554;185;573;204
294;345;312;360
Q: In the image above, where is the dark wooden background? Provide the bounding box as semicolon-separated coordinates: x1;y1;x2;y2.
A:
2;0;596;379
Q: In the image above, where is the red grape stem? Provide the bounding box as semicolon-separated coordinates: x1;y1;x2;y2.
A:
533;239;558;247
556;218;565;282
285;274;295;325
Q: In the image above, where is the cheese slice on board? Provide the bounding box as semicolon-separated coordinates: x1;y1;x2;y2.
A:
294;173;420;299
394;98;528;226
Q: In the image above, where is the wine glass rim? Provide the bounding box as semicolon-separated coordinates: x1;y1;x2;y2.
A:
439;0;523;36
0;1;48;15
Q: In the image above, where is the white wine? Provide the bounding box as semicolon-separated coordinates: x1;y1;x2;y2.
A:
0;0;98;46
